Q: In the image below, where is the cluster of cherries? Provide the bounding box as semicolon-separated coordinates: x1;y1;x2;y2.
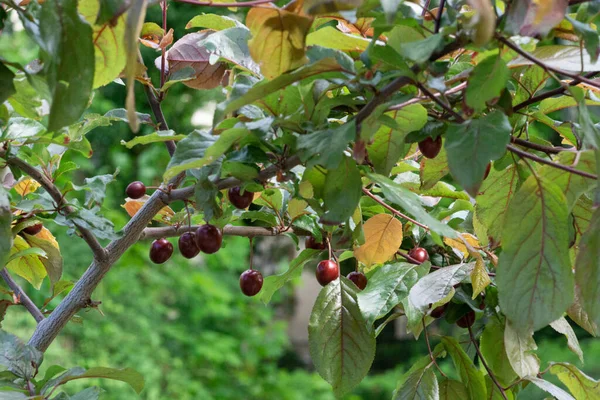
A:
127;181;264;296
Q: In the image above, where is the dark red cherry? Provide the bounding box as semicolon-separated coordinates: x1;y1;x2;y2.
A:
150;238;173;264
316;260;339;286
430;304;447;319
456;311;476;328
178;232;200;259
347;271;367;290
126;181;146;199
228;187;253;209
484;162;492;180
22;223;43;236
195;224;222;254
305;236;327;250
408;247;429;264
240;269;263;297
418;136;442;159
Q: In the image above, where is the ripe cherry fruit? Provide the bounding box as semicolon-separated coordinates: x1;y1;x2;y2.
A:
305;236;327;250
228;187;253;209
150;238;173;264
456;311;476;328
240;269;263;297
178;232;200;259
195;224;223;254
22;223;43;236
347;271;368;290
408;247;429;264
316;260;339;286
418;136;442;159
430;304;447;319
126;181;146;199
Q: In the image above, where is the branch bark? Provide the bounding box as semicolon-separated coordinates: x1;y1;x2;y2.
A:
1;268;44;323
140;224;300;240
7;158;107;261
507;144;598;179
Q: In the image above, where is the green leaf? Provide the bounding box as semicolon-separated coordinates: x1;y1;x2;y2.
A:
308;276;376;397
497;175;572;333
240;211;278;226
66;208;119;241
22;233;63;285
474;164;520;242
550;317;583;363
439;379;469;399
0;63;15;104
70;387;104;400
538;96;600;114
567;16;600;63
44;367;144;394
485;376;515;400
466;55;510;112
198;27;260;75
357;262;428;325
367;104;427;175
504;319;540;378
407;262;475;318
525;376;575;400
441;336;487;400
298;122;355;170
259;249;320;304
445;111;511;196
306;27;370;52
322;156;362;225
6;247;47;264
568;286;599;337
122;131;186;149
420;147;449;190
508;45;600;72
164;129;248;181
6;236;47;289
479;319;517;386
539;151;597;211
395;34;443;64
368;173;458;238
392;354;439;400
223;58;347;114
40;0;95;131
79;0;126;88
575;207;600;331
195;174;222;223
0;188;11;268
0;330;42;379
549;362;600;400
186;14;242;30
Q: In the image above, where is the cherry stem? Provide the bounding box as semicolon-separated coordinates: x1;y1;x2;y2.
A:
468;325;508;400
362;188;429;230
422;319;447;378
249;237;254;270
396;250;421;265
184;200;192;230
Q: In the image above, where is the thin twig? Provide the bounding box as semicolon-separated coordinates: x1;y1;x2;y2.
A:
0;268;44;323
468;325;508;400
423;318;447;378
143;85;176;156
396;250;422;264
362;188;429;230
435;0;446;33
507;144;597;179
510;137;569;154
389;82;467;111
173;0;274;6
499;36;600;91
414;81;464;121
6;158;107;261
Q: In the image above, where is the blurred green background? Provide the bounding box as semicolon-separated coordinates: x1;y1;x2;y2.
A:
1;3;599;399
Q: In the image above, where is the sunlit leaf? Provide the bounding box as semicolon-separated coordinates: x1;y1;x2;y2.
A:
504;319;540;378
354;214;403;267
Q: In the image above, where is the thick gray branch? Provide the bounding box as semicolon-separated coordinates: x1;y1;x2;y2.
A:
7;158;107;260
0;268;44;323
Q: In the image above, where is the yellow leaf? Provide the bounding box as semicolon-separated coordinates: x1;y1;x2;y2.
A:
37;227;59;249
467;0;495;47
6;236;47;290
122;197;175;225
13;178;41;196
299;181;313;198
354;214;403;267
470;255;491;298
444;233;480;258
288;198;308;219
247;7;313;79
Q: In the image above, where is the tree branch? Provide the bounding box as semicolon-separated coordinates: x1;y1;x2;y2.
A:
507;144;597;179
0;268;44;323
499;36;600;91
468;325;508;400
140;224;300;240
434;0;446;33
414;81;464;121
363;188;430;230
6;158;107;261
510;137;568;154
